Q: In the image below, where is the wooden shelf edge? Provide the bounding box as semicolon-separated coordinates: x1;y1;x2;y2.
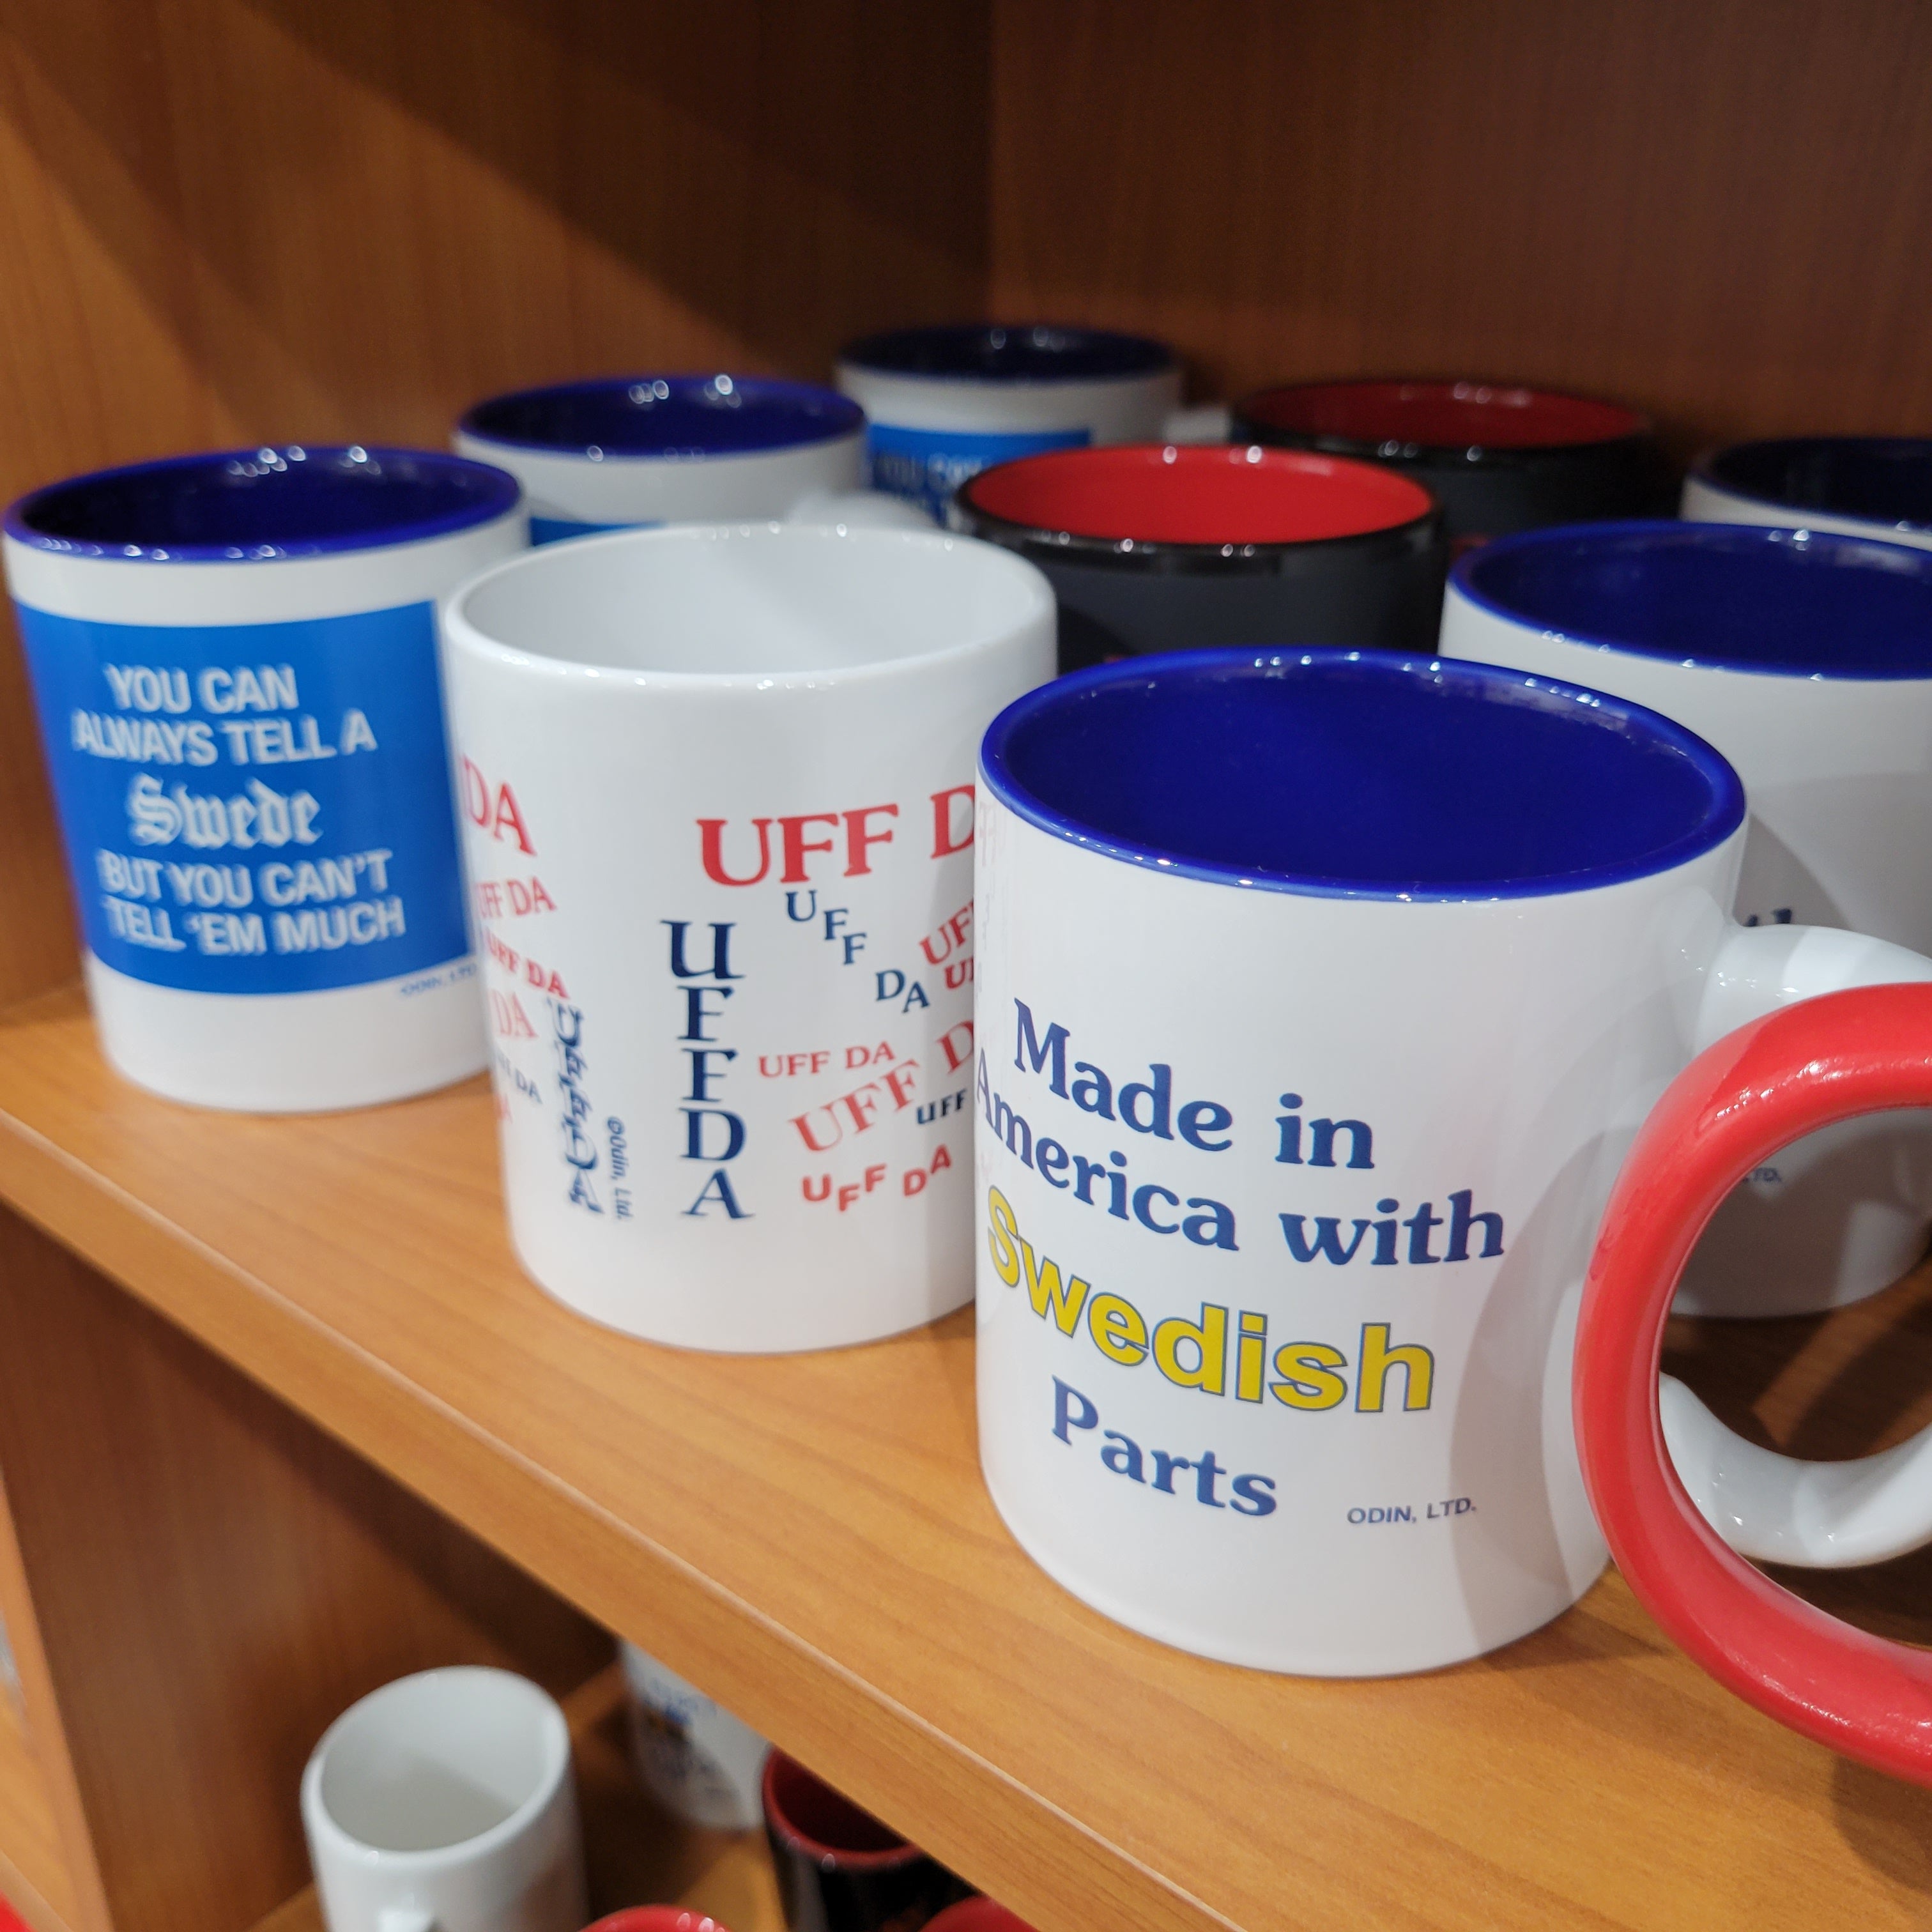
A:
0;1032;1209;1932
0;1851;72;1932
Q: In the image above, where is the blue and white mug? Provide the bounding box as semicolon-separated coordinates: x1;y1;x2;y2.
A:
974;650;1932;1675
3;445;525;1111
455;374;872;543
1683;436;1932;553
836;325;1182;523
1440;520;1932;1315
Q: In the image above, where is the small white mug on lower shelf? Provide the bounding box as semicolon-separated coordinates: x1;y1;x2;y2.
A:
301;1666;586;1932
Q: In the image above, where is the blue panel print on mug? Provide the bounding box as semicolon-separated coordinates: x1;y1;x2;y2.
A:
529;515;661;545
15;601;470;995
868;423;1091;520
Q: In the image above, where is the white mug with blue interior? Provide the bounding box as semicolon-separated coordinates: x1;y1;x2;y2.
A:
836;325;1184;523
1440;520;1932;1316
973;649;1932;1675
3;445;525;1112
454;374;887;543
1682;436;1932;552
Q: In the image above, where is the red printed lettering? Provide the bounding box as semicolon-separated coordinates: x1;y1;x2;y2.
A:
930;785;974;857
699;818;774;886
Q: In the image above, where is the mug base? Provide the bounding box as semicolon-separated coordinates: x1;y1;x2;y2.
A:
85;951;487;1112
505;1215;974;1355
980;1462;1607;1678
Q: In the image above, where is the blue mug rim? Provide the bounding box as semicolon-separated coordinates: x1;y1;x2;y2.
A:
1692;436;1932;539
839;323;1176;385
1452;517;1932;680
458;374;864;459
979;645;1745;902
4;445;523;563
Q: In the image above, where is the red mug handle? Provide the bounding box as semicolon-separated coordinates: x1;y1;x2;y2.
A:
1575;980;1932;1782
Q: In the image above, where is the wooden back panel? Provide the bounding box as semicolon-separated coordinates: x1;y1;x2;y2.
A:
0;0;991;1007
989;0;1932;449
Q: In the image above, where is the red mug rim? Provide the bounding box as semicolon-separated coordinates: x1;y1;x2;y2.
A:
1237;378;1650;456
761;1751;924;1871
924;1900;1036;1932
581;1912;733;1932
956;441;1436;549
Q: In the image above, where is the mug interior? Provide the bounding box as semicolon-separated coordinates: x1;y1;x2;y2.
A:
981;648;1742;898
961;444;1432;546
317;1668;562;1855
453;523;1050;677
762;1752;912;1864
1459;521;1932;677
6;447;518;561
459;374;862;458
1701;437;1932;533
1238;379;1646;453
839;323;1173;383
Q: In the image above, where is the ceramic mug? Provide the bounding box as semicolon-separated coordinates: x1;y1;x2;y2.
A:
836;325;1181;524
3;445;525;1112
761;1753;956;1932
583;1914;731;1932
440;523;1054;1351
1682;436;1932;551
1233;378;1673;546
1440;520;1932;1316
922;1906;1031;1932
301;1667;586;1932
953;443;1445;670
973;648;1932;1676
619;1642;769;1832
1575;980;1932;1786
456;376;871;544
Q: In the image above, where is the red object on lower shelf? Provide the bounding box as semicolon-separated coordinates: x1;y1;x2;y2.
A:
0;1894;31;1932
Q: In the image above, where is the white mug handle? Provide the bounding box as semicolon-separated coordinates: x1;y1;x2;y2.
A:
378;1909;436;1932
1695;921;1932;1055
1660;921;1932;1563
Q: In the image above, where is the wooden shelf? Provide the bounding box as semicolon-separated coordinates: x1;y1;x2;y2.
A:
3;985;1931;1932
3;8;1932;1928
0;1693;73;1932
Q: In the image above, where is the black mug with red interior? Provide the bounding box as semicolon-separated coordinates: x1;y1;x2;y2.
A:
1232;378;1675;548
762;1752;961;1932
952;441;1444;670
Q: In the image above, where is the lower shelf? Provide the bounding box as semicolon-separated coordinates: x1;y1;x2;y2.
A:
248;1666;781;1932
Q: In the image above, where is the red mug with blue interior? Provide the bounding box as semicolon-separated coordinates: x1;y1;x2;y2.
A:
1575;979;1932;1779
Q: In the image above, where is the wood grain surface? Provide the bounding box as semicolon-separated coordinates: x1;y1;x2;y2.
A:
1;988;1930;1932
0;1204;611;1932
989;0;1932;452
0;1693;75;1932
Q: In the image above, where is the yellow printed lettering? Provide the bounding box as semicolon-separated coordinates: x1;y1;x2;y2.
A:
1152;1303;1227;1395
1271;1342;1349;1412
1355;1322;1434;1413
986;1186;1021;1286
1020;1238;1090;1335
1087;1292;1149;1365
